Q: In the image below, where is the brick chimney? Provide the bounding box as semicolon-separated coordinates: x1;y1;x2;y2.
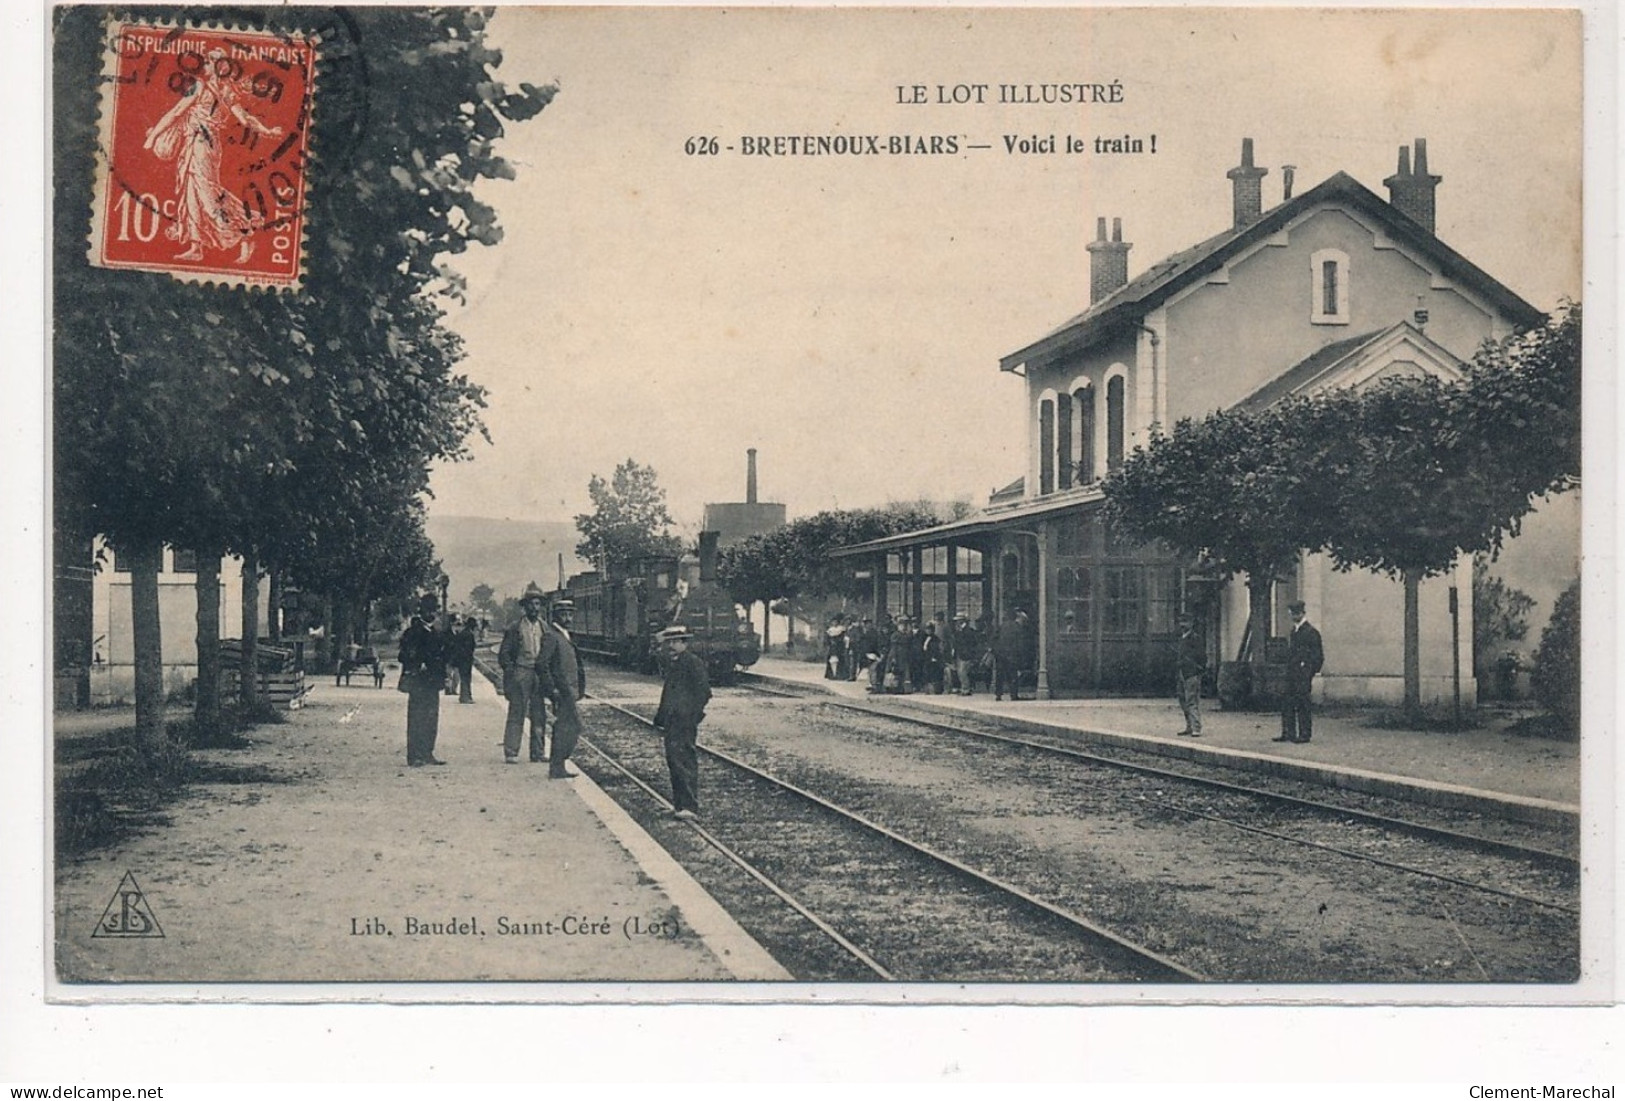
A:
1226;138;1269;229
746;448;758;505
1384;138;1441;233
1086;216;1131;304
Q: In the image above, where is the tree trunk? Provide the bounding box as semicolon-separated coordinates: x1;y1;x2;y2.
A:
194;550;222;739
336;598;354;652
760;601;771;651
128;537;166;752
1403;568;1422;719
786;608;796;651
1246;573;1274;669
320;596;336;673
267;561;283;643
240;552;260;708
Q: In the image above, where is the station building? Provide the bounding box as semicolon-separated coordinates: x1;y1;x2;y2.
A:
54;534;270;707
836;138;1567;704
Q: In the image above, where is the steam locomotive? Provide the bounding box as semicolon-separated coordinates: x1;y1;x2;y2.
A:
555;532;760;684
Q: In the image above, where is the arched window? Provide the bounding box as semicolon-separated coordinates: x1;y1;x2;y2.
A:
1038;397;1055;495
1106;374;1126;471
1074;384;1096;484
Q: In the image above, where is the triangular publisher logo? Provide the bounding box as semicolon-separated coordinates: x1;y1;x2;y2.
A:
91;871;164;938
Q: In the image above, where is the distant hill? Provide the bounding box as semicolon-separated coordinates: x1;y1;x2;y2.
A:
425;515;592;609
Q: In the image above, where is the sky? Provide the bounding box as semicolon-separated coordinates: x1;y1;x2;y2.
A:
424;5;1584;535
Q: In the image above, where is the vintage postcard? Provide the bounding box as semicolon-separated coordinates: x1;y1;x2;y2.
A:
39;1;1607;1037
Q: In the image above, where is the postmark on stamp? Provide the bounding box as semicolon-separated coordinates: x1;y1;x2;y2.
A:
88;19;314;290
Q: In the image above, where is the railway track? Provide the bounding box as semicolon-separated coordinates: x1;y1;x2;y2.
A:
583;667;1578;981
737;676;1580;878
578;692;1206;983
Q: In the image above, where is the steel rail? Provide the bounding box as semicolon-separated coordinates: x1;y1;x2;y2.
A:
587;692;1208;984
577;730;895;980
741;679;1577;874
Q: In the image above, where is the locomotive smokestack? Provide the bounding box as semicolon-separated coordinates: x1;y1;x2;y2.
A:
746;448;758;505
699;531;720;582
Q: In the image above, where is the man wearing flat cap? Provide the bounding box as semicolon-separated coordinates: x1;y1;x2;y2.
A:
653;625;710;820
1277;601;1324;744
498;582;574;770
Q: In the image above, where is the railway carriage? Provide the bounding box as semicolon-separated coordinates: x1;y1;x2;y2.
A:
557;532;759;684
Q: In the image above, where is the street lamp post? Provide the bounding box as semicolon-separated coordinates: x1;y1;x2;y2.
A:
438;572;450;622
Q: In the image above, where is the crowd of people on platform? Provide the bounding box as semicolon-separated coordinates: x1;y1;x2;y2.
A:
822;607;1038;701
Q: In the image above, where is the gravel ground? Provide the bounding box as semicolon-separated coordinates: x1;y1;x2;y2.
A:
54;685;737;984
589;670;1578;984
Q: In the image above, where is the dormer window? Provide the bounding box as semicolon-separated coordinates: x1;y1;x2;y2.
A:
1311;248;1350;324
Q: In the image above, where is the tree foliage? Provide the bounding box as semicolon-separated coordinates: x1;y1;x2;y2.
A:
52;7;554;741
468;583;497;615
1472;556;1535;681
1101;399;1336;585
1532;578;1581;735
717;502;954;613
574;459;684;576
1103;306;1581;690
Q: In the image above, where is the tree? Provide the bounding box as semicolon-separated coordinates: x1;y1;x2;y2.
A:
1532;578;1580;735
1320;308;1581;717
718;532;783;649
1102;399;1339;680
1105;306;1581;713
717;503;959;635
574;460;683;576
52;7;554;745
1456;302;1582;505
1315;376;1499;716
1472;557;1535;691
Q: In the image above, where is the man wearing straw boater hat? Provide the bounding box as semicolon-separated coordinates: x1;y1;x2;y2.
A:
549;598;587;702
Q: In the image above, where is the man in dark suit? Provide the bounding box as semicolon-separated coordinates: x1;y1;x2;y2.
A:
497;583;570;766
398;595;447;767
449;616;478;703
550;599;587;700
1276;600;1325;744
653;625;711;820
992;609;1023;701
949;611;981;696
545;599;584;778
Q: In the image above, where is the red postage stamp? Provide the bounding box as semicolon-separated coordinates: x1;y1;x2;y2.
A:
89;20;314;289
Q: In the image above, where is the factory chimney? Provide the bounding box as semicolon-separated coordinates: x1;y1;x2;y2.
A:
746;448;758;505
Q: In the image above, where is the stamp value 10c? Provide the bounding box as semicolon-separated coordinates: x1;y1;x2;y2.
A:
89;20;314;290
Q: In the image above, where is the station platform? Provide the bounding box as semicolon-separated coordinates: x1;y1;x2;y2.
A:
52;683;790;987
744;654;1583;830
